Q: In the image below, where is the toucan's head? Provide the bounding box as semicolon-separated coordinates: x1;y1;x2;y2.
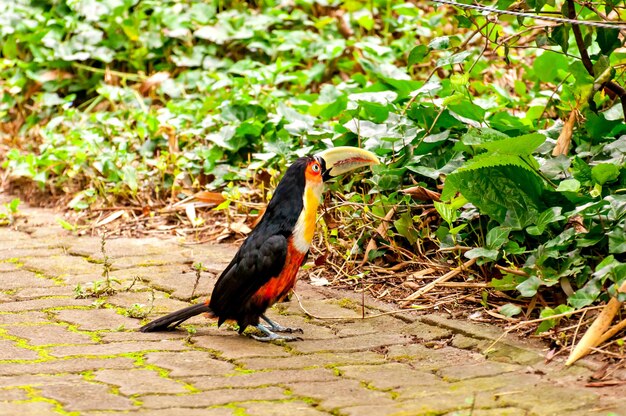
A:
260;147;379;249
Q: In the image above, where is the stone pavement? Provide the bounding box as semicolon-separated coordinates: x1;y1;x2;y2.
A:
1;201;625;416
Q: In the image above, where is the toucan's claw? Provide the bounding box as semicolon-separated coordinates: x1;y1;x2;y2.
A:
261;314;303;334
252;323;303;342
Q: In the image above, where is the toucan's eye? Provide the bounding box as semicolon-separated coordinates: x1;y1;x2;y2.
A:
311;163;320;173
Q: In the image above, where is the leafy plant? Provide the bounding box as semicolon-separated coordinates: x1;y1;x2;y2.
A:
0;198;20;226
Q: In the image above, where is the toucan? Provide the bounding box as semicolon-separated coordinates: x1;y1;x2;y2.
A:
139;147;379;341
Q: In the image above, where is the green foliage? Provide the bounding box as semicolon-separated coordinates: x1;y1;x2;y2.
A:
1;0;625;327
0;198;20;226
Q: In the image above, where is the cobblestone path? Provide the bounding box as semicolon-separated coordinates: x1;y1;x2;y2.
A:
0;201;624;416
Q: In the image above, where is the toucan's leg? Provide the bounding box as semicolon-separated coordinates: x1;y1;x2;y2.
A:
250;323;302;342
261;314;303;334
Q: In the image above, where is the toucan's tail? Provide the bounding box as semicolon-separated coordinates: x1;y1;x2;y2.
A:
139;303;213;332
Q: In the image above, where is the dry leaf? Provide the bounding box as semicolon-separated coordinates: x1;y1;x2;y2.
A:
194;191;225;204
314;252;328;266
230;221;252;235
310;276;330;286
157;125;178;153
38;70;73;83
94;210;124;227
567;215;588;233
333;10;353;38
185;204;197;224
401;186;441;202
361;206;396;266
139;71;170;94
553;110;577;156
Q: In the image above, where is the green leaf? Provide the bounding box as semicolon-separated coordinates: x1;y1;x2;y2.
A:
476;133;546;156
571;157;593;186
443;165;543;228
122;166;138;192
491;273;526;291
56;218;77;231
394;212;419;245
461;128;509;146
568;280;601;309
517;275;543;297
486;226;510;249
8;199;20;213
360;102;390;123
532;51;568;83
549;24;569;53
436;51;472;68
499;303;522;317
526;207;564;236
556;179;580;192
596;28;621;55
448;100;485;122
465;247;499;261
428;37;450;50
608;227;626;254
434;200;458;225
357;13;374;30
591;163;620;185
536;304;574;333
408;45;430;66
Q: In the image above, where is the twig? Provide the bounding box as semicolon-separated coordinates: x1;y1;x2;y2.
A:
598;317;626;345
402;258;477;304
495;265;529;277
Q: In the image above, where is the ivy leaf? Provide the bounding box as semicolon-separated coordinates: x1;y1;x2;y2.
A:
608;226;626;254
434;200;458;225
568;280;601;309
596;28;621;55
499;303;522;317
429;36;450;50
556;179;580;192
461;128;509;146
465;247;499;261
549;24;569;53
486;226;510;249
526;207;564;236
436;50;472;67
533;51;568;83
491;274;524;292
122;166;138;192
408;45;429;66
536;305;573;333
394;212;418;245
591;163;620;185
359;101;390;123
317;96;348;120
571;157;593;186
517;275;543;297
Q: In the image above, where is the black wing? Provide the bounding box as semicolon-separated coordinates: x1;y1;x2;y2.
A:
208;234;287;319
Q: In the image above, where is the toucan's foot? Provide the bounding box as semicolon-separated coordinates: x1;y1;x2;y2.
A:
261;314;303;334
251;323;303;342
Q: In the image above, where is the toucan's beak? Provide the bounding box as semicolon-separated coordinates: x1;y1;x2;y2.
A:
315;146;380;181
